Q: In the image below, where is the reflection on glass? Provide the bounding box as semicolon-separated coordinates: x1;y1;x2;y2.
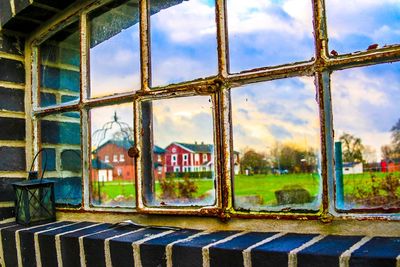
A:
326;0;400;55
90;103;135;207
231;77;321;211
89;0;140;98
40;111;82;207
150;0;217;87
39;22;80;108
227;0;314;73
332;63;400;210
146;96;216;206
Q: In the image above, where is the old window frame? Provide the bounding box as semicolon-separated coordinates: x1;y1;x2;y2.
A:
26;0;400;220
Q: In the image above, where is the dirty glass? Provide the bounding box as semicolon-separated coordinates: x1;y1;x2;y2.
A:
89;0;140;98
149;0;217;87
231;77;321;211
326;0;400;55
39;22;80;108
39;111;82;207
90;103;135;207
227;0;314;73
332;62;400;210
143;96;216;207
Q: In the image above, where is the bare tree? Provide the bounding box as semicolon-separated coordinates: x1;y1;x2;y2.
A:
339;132;364;162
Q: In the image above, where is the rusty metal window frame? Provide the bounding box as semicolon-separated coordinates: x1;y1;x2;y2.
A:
28;0;400;220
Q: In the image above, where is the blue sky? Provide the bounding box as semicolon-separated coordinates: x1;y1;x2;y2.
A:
326;0;400;54
88;0;400;161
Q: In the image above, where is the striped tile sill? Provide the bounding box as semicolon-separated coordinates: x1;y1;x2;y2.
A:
0;221;399;267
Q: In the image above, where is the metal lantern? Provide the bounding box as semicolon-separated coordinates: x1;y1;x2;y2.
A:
13;149;56;226
13;172;56;225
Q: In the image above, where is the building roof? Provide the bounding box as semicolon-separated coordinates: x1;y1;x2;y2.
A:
95;139;165;154
175;142;214;153
153;145;166;154
95;138;134;152
92;159;113;170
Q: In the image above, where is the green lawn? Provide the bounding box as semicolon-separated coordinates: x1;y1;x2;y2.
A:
234;173;320;205
94;172;400;207
94;181;135;200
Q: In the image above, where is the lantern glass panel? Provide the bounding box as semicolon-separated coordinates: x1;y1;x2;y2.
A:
13;181;56;225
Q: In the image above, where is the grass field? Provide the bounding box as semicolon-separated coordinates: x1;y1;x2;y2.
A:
93;172;400;206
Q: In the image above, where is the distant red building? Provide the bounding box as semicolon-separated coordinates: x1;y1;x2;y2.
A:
91;139;165;181
164;142;214;173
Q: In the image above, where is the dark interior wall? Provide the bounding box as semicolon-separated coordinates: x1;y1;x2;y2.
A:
0;31;26;221
0;0;78;222
0;0;77;33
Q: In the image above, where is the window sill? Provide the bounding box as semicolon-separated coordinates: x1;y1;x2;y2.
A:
1;220;399;267
55;210;400;238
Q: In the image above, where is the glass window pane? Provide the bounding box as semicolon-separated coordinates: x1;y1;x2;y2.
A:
90;103;135;207
39;111;82;207
89;0;140;98
332;63;400;210
227;0;314;73
150;0;217;87
143;96;216;207
231;77;321;211
326;0;400;55
39;22;80;108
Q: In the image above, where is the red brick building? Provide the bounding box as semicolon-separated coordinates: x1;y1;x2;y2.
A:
164;142;214;173
91;139;166;181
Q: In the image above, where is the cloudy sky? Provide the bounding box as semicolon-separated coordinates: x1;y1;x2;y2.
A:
89;0;400;161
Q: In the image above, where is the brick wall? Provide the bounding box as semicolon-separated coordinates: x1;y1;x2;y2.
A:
0;31;26;222
0;0;79;221
37;21;83;207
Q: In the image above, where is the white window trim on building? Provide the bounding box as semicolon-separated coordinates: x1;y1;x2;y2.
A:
171;154;177;166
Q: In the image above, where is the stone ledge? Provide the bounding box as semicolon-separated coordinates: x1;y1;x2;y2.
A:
1;221;399;267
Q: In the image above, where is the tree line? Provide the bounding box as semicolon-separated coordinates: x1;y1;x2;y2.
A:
239;143;318;175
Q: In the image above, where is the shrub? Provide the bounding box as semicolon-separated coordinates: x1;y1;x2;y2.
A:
177;175;198;199
347;173;400;208
159;178;177;199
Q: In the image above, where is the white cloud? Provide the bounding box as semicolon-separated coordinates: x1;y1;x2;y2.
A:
90;73;141;98
152;56;216;86
331;64;400;160
152;96;214;147
227;0;313;39
326;0;400;43
231;77;320;152
152;0;216;43
113;49;136;65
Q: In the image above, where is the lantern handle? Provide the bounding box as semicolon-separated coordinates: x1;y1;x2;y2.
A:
29;148;47;180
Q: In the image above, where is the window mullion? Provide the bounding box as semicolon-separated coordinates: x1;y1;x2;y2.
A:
139;0;151;91
81;11;89;102
81;109;90;209
81;12;90;209
315;71;333;219
312;0;329;63
215;0;229;77
220;86;233;213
